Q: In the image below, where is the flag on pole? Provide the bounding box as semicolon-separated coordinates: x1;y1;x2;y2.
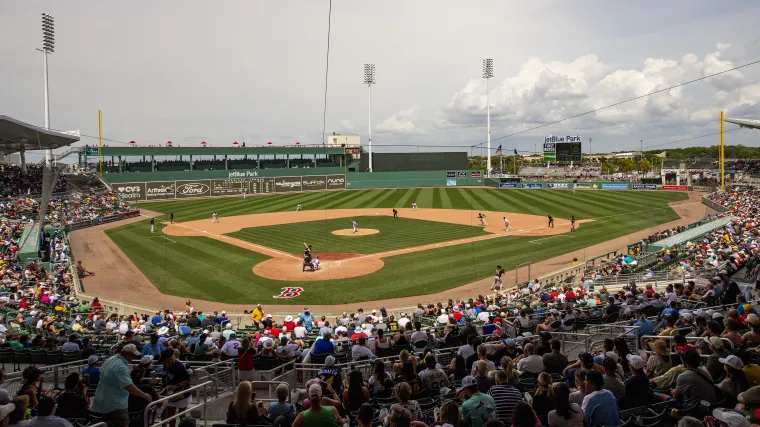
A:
495;145;502;155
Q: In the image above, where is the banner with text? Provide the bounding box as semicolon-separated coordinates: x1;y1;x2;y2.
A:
632;184;658;190
601;183;628;190
662;185;688;191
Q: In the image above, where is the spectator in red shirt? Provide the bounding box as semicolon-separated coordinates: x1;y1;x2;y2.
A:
451;306;463;322
350;326;366;342
282;315;296;332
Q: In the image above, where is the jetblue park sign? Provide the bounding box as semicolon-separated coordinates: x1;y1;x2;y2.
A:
544;135;582;143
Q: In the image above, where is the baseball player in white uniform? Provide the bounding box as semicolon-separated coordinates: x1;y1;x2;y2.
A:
296;204;302;211
412;202;418;209
503;217;510;231
351;219;358;233
478;213;487;226
212;212;219;223
243;190;247;200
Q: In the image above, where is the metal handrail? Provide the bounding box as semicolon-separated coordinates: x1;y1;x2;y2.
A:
145;380;212;427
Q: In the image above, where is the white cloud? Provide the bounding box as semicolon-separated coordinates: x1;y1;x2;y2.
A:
438;44;759;136
375;106;427;135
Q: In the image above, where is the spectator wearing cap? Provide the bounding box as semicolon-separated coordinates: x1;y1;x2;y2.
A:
705;337;729;379
92;344;152;427
620;355;648;409
141;334;163;359
710;408;751;427
291;383;342;427
582;370;619;427
282;315;296;332
718;354;750;398
250;304;264;326
315;356;342;395
159;349;191;427
458;375;496;426
217;310;228;325
743;314;760;347
81;355;101;385
298;308;314;332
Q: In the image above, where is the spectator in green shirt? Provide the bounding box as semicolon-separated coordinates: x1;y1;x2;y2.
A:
459;375;496;427
92;344;152;427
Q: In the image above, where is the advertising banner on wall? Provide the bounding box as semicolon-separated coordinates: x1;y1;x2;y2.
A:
522;183;543;189
175;180;212;198
601;183;628;190
114;182;146;201
446;171;456;178
471;171;481;178
662;185;688;191
325;175;346;190
301;176;328;191
547;183;569;189
632;184;658;190
446;179;457;186
499;183;518;188
145;181;176;200
574;183;598;189
275;176;302;192
693;185;713;192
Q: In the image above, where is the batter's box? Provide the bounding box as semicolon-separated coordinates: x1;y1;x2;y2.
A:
148;236;177;244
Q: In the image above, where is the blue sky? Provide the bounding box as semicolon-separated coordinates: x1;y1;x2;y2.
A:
1;0;759;160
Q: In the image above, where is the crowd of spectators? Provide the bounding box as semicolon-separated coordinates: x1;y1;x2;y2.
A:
0;165;67;199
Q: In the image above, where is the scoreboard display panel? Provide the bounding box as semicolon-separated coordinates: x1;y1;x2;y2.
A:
555;142;582;161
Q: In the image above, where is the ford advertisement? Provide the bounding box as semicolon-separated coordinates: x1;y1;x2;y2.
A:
601;183;628;190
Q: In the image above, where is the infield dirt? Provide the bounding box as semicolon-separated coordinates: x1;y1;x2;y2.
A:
68;192;709;314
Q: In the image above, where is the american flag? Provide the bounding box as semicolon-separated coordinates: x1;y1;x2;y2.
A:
495;145;502;155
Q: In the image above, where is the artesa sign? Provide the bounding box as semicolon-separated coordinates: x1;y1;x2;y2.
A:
145;182;176;200
175;180;211;198
273;287;304;299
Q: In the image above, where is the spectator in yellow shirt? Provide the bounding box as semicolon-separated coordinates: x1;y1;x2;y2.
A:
251;304;264;325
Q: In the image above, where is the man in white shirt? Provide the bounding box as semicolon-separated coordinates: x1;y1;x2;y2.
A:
220;333;241;357
294;321;307;339
351;337;374;361
410;322;428;346
476;310;490;323
516;343;545;374
397;313;411;330
458;337;477;361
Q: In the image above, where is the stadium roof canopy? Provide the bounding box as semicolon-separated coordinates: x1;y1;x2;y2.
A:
0;115;80;154
725;117;760;130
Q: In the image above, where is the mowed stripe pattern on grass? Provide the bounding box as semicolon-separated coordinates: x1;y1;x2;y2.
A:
142;188;687;221
228;216;489;255
105;188;691;304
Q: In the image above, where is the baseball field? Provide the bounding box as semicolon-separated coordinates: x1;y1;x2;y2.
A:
87;187;694;306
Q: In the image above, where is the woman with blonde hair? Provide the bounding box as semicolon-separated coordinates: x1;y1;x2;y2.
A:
393;382;423;421
499;356;520;387
437;400;462;427
532;372;555;426
7;395;29;427
393;350;416;376
227;381;266;424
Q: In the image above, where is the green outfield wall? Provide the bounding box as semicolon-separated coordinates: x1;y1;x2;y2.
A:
101;167;346;183
346;170;484;189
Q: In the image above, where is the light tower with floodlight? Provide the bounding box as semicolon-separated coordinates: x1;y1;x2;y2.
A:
482;59;494;176
364;64;376;172
38;13;55;166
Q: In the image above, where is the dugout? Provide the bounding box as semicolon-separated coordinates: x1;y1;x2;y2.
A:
360;152;467;172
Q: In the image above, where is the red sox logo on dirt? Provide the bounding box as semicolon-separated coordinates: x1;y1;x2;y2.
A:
273;287;304;299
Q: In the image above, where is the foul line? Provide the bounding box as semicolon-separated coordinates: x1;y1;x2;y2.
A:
529;235;571;244
148;236;176;244
142;214;300;260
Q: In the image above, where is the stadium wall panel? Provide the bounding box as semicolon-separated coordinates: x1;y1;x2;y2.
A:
360;152;467;172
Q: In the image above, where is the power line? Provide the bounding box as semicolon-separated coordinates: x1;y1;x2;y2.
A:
483;59;760;145
643;127;743;149
321;0;332;146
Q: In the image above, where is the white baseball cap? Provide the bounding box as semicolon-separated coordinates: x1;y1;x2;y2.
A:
720;355;744;370
712;409;750;427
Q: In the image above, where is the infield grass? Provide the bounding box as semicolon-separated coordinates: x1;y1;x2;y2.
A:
103;188;693;305
229;216;489;255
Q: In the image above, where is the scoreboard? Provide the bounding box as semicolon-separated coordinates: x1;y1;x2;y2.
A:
555;142;582;161
543;141;582;162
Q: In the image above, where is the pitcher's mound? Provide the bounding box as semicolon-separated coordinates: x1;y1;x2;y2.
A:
332;229;379;236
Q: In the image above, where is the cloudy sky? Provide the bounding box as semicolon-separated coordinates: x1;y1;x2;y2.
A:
1;0;760;158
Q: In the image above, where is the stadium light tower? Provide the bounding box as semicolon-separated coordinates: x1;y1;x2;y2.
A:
482;59;494;176
364;64;376;172
37;13;55;166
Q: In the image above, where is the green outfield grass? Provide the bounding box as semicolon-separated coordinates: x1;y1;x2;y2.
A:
104;188;692;305
228;216;489;255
